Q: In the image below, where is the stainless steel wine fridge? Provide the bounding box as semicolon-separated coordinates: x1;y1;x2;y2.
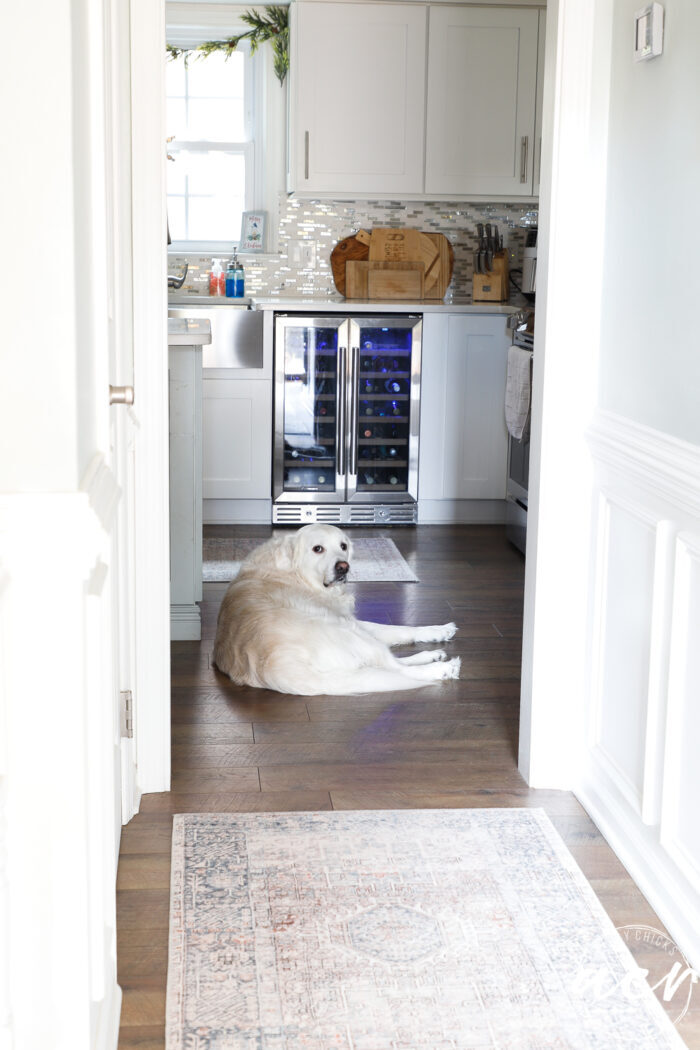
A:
273;314;422;524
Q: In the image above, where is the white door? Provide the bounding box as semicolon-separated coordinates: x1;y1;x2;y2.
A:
293;1;427;194
425;6;539;196
0;0;169;1045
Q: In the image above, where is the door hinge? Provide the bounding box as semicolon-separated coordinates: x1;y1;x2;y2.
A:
120;690;134;739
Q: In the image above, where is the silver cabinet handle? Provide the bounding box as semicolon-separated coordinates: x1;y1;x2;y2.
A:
304;131;310;180
520;135;529;184
109;385;134;405
337;346;347;476
349;347;359;476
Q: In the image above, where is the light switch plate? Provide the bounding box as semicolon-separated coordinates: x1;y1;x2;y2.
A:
634;3;664;62
289;240;316;269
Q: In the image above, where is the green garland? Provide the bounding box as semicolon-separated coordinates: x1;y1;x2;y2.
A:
167;6;289;85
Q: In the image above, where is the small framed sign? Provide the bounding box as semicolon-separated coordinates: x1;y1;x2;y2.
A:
240;211;266;253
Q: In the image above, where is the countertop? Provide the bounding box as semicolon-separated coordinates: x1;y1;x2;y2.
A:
252;295;520;314
167;318;212;346
168;293;525;314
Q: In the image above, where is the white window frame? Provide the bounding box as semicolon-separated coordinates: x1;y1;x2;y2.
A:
166;3;264;254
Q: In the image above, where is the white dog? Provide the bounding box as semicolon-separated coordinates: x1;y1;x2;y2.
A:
213;523;460;695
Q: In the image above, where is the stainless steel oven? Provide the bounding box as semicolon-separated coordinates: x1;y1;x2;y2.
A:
506;314;534;554
272;313;422;525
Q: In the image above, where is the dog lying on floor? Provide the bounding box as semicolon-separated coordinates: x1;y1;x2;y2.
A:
212;523;460;695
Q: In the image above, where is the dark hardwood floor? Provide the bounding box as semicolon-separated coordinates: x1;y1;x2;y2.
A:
117;524;700;1048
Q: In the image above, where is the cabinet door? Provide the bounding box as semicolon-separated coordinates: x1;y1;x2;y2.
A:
202;378;271;499
425;6;539;196
533;10;547;197
293;2;427;194
419;314;509;500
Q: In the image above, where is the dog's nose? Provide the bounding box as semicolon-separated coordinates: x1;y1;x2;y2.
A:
335;560;350;576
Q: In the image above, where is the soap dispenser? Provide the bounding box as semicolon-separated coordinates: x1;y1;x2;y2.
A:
232;252;245;298
209;259;224;296
225;258;236;298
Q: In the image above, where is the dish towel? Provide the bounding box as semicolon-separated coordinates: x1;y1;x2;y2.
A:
505;346;533;441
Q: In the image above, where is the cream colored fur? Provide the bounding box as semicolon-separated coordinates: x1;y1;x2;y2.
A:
212;524;460;696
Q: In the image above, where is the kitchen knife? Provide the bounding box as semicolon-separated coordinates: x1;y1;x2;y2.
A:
485;223;493;272
476;223;485;273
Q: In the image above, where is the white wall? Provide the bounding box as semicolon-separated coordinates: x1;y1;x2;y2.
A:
523;0;700;972
598;0;700;443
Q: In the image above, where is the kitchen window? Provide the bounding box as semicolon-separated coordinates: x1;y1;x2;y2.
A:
166;6;263;252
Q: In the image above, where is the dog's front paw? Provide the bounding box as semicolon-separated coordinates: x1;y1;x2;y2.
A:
439;622;458;642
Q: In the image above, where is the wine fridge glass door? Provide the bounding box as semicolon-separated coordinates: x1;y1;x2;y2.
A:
347;316;422;502
273;316;349;502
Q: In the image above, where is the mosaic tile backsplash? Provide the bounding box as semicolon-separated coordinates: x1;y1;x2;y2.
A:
168;195;537;299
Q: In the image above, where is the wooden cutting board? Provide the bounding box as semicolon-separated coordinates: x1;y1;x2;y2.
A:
346;261;425;300
329;231;370;295
331;228;453;298
423;232;454;299
420;234;440;292
369;227;422;263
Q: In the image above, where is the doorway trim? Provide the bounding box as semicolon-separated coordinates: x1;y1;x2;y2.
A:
518;0;615;788
130;0;172;796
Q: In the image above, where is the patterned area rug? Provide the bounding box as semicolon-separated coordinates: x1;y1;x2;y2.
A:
166;809;686;1049
202;536;419;583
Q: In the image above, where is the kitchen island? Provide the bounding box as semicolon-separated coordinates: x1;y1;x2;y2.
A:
168;298;523;527
168;318;211;640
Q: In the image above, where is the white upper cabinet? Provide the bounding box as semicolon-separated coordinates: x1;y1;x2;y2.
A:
292;2;427;194
425;6;540;196
533;10;547;197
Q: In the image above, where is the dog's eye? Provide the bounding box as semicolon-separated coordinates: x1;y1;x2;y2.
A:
340;543;348;552
312;545;325;554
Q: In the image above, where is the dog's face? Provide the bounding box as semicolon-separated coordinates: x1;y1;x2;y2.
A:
292;524;353;589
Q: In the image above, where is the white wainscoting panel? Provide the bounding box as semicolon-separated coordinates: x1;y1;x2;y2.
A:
579;410;700;969
660;532;700;887
590;495;656;814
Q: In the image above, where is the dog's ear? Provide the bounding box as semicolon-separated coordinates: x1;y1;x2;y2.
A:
267;533;296;571
242;533;295;573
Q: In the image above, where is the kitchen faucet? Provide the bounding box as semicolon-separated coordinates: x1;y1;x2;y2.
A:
168;261;189;289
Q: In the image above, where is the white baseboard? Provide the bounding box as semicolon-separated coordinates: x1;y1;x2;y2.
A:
93;981;122;1050
204;498;272;524
170;603;202;640
418;499;508;524
577;775;700;971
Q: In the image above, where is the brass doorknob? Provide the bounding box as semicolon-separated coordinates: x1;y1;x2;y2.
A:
109;385;134;406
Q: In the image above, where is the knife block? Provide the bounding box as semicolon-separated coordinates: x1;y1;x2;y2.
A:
473;251;509;302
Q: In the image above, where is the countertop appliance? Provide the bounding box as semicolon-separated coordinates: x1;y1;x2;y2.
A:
273;313;422;525
506;309;534;554
167;303;263;370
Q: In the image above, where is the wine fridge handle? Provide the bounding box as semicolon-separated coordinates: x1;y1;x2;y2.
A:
349;345;359;475
337;346;346;475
